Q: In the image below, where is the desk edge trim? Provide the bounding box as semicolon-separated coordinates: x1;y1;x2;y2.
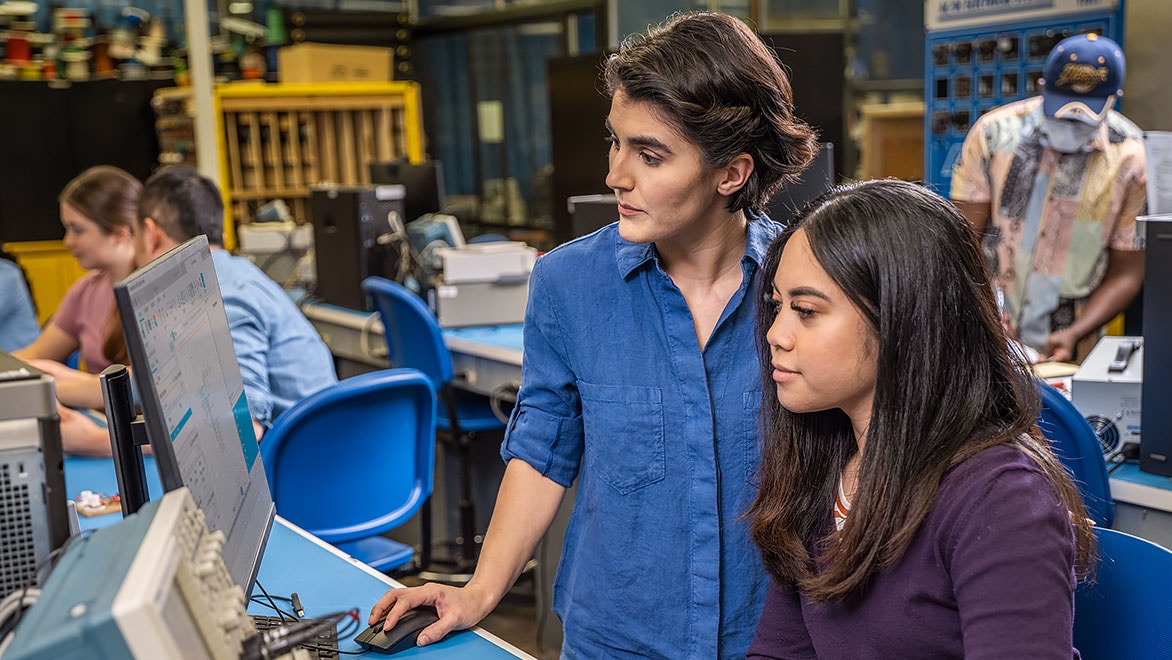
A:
275;516;535;659
1108;477;1172;511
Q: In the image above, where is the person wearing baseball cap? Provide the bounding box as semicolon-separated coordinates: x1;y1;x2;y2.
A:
950;32;1146;362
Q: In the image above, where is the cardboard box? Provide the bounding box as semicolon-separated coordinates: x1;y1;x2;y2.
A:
277;43;392;83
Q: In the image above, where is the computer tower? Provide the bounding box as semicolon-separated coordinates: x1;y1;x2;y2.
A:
0;352;69;597
1140;215;1172;475
310;184;406;311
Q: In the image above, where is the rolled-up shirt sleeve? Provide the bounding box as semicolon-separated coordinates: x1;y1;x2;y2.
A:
500;259;584;488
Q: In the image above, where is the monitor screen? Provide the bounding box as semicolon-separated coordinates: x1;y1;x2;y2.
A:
114;236;274;595
767;142;836;224
369;160;446;223
567;194;618;240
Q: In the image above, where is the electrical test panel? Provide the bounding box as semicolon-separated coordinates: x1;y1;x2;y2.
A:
923;0;1126;194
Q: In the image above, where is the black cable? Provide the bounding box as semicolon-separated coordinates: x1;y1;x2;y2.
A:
253;581;291;624
249;596;299;621
336;612;362;639
252;594;292;603
6;529;95;635
242;609;356;660
245;596;364;657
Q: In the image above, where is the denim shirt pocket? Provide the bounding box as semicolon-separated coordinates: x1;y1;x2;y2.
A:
743;390;763;486
578;380;666;495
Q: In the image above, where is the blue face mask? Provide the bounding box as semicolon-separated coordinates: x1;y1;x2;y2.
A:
1039;117;1100;153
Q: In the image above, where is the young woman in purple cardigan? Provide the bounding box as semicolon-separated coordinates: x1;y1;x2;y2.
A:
747;178;1096;659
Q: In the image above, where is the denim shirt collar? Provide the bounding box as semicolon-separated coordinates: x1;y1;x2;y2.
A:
613;211;776;279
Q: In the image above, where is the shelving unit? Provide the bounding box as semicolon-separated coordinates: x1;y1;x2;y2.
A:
153;81;425;249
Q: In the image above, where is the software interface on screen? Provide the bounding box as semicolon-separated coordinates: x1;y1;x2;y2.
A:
115;236;274;594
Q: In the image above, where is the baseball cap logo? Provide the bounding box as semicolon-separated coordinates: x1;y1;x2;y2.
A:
1055;63;1109;93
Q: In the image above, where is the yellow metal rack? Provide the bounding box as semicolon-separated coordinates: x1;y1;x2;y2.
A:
155;81;425;250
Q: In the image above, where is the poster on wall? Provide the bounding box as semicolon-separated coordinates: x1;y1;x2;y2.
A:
925;0;1119;31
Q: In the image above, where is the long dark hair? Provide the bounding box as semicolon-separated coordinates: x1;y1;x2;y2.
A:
602;11;819;214
747;179;1095;601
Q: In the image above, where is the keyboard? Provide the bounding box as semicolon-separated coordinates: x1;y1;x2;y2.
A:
251;615;340;660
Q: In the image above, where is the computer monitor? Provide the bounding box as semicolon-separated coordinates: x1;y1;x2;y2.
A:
567;194;617;240
766;142;836;224
114;235;274;594
369;160;446;223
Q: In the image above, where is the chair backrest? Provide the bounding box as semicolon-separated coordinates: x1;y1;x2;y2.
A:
1035;378;1114;528
1074;527;1172;659
260;368;436;544
361;276;453;390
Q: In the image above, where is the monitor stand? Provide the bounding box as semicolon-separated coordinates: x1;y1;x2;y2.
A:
99;364;150;516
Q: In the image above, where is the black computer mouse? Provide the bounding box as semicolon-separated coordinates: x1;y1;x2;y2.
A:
355;605;441;655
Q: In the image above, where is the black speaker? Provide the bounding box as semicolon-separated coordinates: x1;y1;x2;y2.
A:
309;185;406;311
1140;215;1172;475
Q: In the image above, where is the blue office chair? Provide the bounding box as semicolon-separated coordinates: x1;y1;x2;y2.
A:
1074;527;1172;659
1035;377;1114;528
468;232;509;244
361;276;507;577
260;368;436;573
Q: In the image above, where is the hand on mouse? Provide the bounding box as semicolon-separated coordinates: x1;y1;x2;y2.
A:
369;581;498;647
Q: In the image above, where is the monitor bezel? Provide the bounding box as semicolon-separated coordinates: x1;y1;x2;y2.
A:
368;159;446;223
113;235;274;595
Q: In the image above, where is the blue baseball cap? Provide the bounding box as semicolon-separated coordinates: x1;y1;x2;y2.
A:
1042;33;1125;126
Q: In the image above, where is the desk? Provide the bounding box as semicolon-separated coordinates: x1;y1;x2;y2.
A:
298;301;523;398
297;301;566;652
1109;464;1172;549
63;456;531;659
299;300;522;556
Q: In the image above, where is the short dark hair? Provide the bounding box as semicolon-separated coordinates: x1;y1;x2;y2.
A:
748;179;1095;600
603;11;819;215
138;166;225;246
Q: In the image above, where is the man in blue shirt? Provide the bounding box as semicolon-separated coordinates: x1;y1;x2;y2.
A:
134;166;336;438
370;12;819;658
0;253;40;352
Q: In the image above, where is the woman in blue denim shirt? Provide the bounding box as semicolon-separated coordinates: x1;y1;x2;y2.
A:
371;12;818;657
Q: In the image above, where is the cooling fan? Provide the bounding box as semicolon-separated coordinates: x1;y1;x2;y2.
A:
1085;414;1124;459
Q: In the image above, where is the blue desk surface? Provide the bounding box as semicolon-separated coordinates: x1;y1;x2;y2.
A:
66;456;164;531
304;299;524;353
444;324;524;352
1112;463;1172;488
63;456;527;658
1108;462;1172;512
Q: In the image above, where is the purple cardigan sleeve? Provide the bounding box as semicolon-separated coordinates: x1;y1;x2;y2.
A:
747;577;817;660
940;461;1078;659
